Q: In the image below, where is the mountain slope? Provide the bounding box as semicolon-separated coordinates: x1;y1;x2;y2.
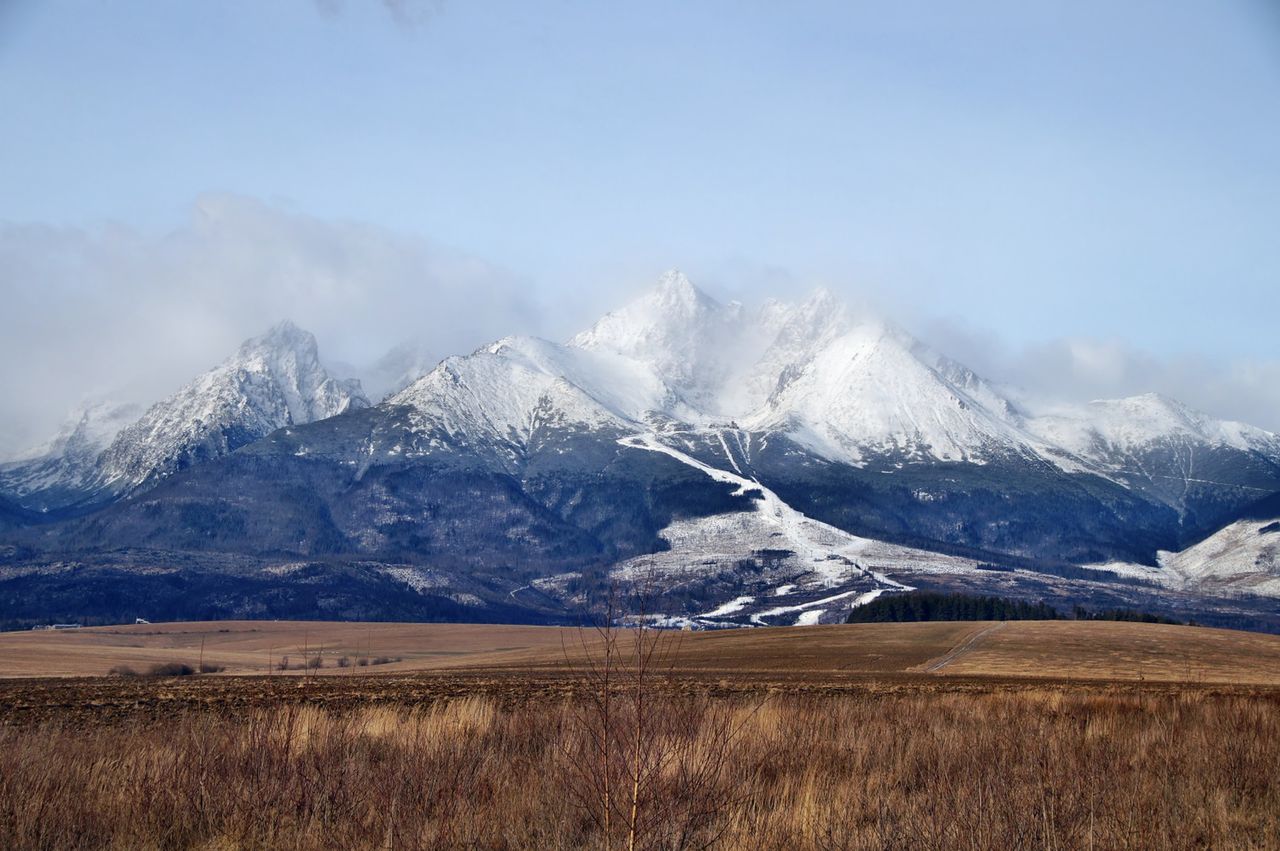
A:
1160;515;1280;596
1026;394;1280;537
1085;491;1280;599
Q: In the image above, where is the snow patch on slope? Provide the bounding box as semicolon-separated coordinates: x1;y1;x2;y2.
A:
1083;516;1280;598
1160;518;1280;596
619;432;909;585
608;432;1004;624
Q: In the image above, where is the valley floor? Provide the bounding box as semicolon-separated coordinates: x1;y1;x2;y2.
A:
2;618;1280;683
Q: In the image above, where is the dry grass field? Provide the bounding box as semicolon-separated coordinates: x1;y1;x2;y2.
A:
2;619;1280;849
2;683;1279;849
0;620;984;679
931;620;1280;684
0;621;575;678
4;618;1280;683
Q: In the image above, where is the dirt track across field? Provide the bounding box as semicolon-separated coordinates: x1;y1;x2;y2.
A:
916;621;1008;672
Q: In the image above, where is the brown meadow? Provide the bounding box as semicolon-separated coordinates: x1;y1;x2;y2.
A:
2;619;1280;849
5;619;1280;683
2;688;1279;849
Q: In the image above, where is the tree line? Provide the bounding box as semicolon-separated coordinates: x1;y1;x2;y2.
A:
846;591;1184;625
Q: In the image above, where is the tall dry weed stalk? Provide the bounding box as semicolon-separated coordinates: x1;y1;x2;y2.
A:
558;593;753;851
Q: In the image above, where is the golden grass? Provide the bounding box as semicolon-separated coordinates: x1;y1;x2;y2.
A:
936;620;1280;683
5;616;1280;847
2;688;1278;849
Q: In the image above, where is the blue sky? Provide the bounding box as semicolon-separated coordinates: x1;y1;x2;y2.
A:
1;0;1279;447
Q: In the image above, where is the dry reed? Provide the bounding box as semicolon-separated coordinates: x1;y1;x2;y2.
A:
1;687;1277;849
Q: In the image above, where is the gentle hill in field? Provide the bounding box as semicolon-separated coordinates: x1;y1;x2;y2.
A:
923;620;1280;683
3;620;1280;685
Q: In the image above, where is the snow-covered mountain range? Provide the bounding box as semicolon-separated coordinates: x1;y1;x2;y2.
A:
2;271;1278;628
388;270;1049;462
381;270;1277;493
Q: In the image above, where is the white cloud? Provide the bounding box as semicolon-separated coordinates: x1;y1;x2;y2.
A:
3;201;1277;458
0;194;541;455
920;317;1280;432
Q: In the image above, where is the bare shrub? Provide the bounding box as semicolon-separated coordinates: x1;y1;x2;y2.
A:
558;594;754;849
146;662;195;677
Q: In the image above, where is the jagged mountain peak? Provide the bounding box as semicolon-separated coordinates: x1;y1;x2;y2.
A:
570;269;725;351
1093;393;1276;446
388;335;665;467
741;314;1038;465
651;267;705;303
236;320;322;376
242;319;314;354
759;287;854;338
569;270;739;409
94;321;368;491
793;284;843;316
230;320;366;425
